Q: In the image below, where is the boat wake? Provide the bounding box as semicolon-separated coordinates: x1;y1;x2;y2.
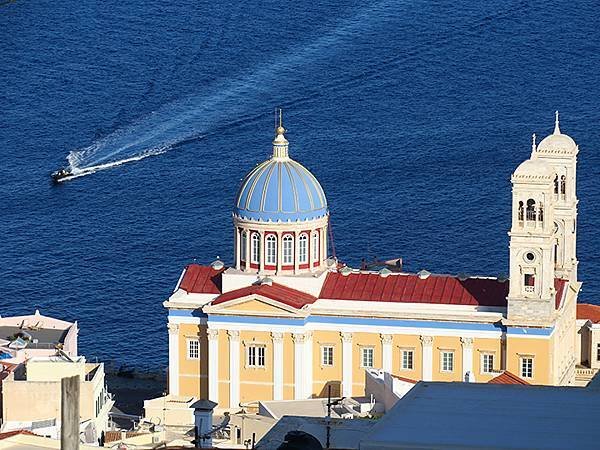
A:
56;146;169;183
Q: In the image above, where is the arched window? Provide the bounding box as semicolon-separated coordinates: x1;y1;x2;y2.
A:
538;203;544;222
526;199;536;221
554;175;559;195
283;235;293;265
299;233;308;264
266;234;277;265
251;233;260;264
518;201;524;222
312;232;319;261
560;175;566;196
241;231;247;261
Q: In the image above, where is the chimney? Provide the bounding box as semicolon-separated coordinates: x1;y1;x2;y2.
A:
191;399;217;448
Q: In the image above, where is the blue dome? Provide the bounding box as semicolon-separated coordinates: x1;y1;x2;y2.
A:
234;156;328;222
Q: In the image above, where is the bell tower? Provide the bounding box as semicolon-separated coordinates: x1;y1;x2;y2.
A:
507;136;558;324
531;112;578;282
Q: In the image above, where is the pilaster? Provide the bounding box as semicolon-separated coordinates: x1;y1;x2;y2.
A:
228;330;240;408
381;334;393;373
461;337;474;382
293;333;305;399
341;332;353;397
167;323;179;396
272;332;284;400
421;335;433;381
207;329;219;404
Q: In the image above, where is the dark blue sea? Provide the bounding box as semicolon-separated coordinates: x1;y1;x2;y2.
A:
1;0;599;370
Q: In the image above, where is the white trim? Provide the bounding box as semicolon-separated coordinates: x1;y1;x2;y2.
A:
421;336;433;381
205;320;503;339
208;330;219;404
229;331;240;408
168;324;179;395
272;333;284;400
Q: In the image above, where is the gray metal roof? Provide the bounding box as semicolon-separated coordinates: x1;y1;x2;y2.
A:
360;381;600;450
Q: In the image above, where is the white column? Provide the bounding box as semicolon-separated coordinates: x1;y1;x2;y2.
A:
259;231;265;273
341;332;353;397
167;323;179;395
294;230;300;274
245;229;251;272
276;231;283;274
293;333;305;399
235;228;241;270
321;227;327;263
228;330;240;408
421;335;433;381
272;332;284;400
207;329;219;404
381;334;393;373
304;332;313;398
461;337;474;382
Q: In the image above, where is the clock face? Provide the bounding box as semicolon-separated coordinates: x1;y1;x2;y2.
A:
524;252;536;263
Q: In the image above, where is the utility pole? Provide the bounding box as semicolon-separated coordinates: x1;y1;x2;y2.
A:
61;375;80;450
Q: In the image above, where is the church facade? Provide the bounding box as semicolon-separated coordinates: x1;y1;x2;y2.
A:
164;113;583;409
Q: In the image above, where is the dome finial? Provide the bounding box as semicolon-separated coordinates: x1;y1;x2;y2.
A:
554;110;561;135
275;107;285;136
272;107;289;159
531;133;537;152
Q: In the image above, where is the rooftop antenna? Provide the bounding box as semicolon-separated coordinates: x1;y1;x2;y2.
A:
554;110;561;135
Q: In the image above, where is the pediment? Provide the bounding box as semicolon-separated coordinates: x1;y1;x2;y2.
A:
205;295;307;318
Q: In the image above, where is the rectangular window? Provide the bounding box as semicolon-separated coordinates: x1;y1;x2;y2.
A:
321;346;334;366
248;345;266;368
401;349;414;370
361;347;374;368
187;339;199;359
524;274;535;293
299;235;308;263
441;351;454;372
283;236;293;264
520;357;533;378
481;353;494;373
596;344;600;362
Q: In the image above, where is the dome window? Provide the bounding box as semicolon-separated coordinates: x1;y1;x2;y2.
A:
312;231;319;261
251;233;261;264
266;235;277;265
283;235;294;265
241;231;247;262
299;233;308;264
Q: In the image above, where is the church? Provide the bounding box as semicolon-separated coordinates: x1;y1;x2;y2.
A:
164;112;591;409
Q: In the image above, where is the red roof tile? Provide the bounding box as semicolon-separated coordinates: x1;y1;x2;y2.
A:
0;430;36;440
391;374;418;384
319;272;509;307
212;282;317;309
577;303;600;323
178;264;223;294
488;371;530;385
555;278;568;309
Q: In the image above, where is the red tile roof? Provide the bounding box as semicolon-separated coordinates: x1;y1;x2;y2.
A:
319;272;509;307
178;264;223;294
392;375;418;384
488;371;530;385
577;303;600;323
212;282;317;309
0;430;36;440
555;278;568;309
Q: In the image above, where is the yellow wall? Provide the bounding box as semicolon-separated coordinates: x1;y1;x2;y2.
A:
473;337;502;382
313;331;343;397
176;321;559;408
393;334;422;380
178;323;208;398
506;336;551;385
240;330;274;404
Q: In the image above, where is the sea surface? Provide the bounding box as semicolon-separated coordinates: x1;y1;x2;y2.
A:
1;0;599;370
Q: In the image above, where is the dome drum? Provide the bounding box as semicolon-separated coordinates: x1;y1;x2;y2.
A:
232;119;330;275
